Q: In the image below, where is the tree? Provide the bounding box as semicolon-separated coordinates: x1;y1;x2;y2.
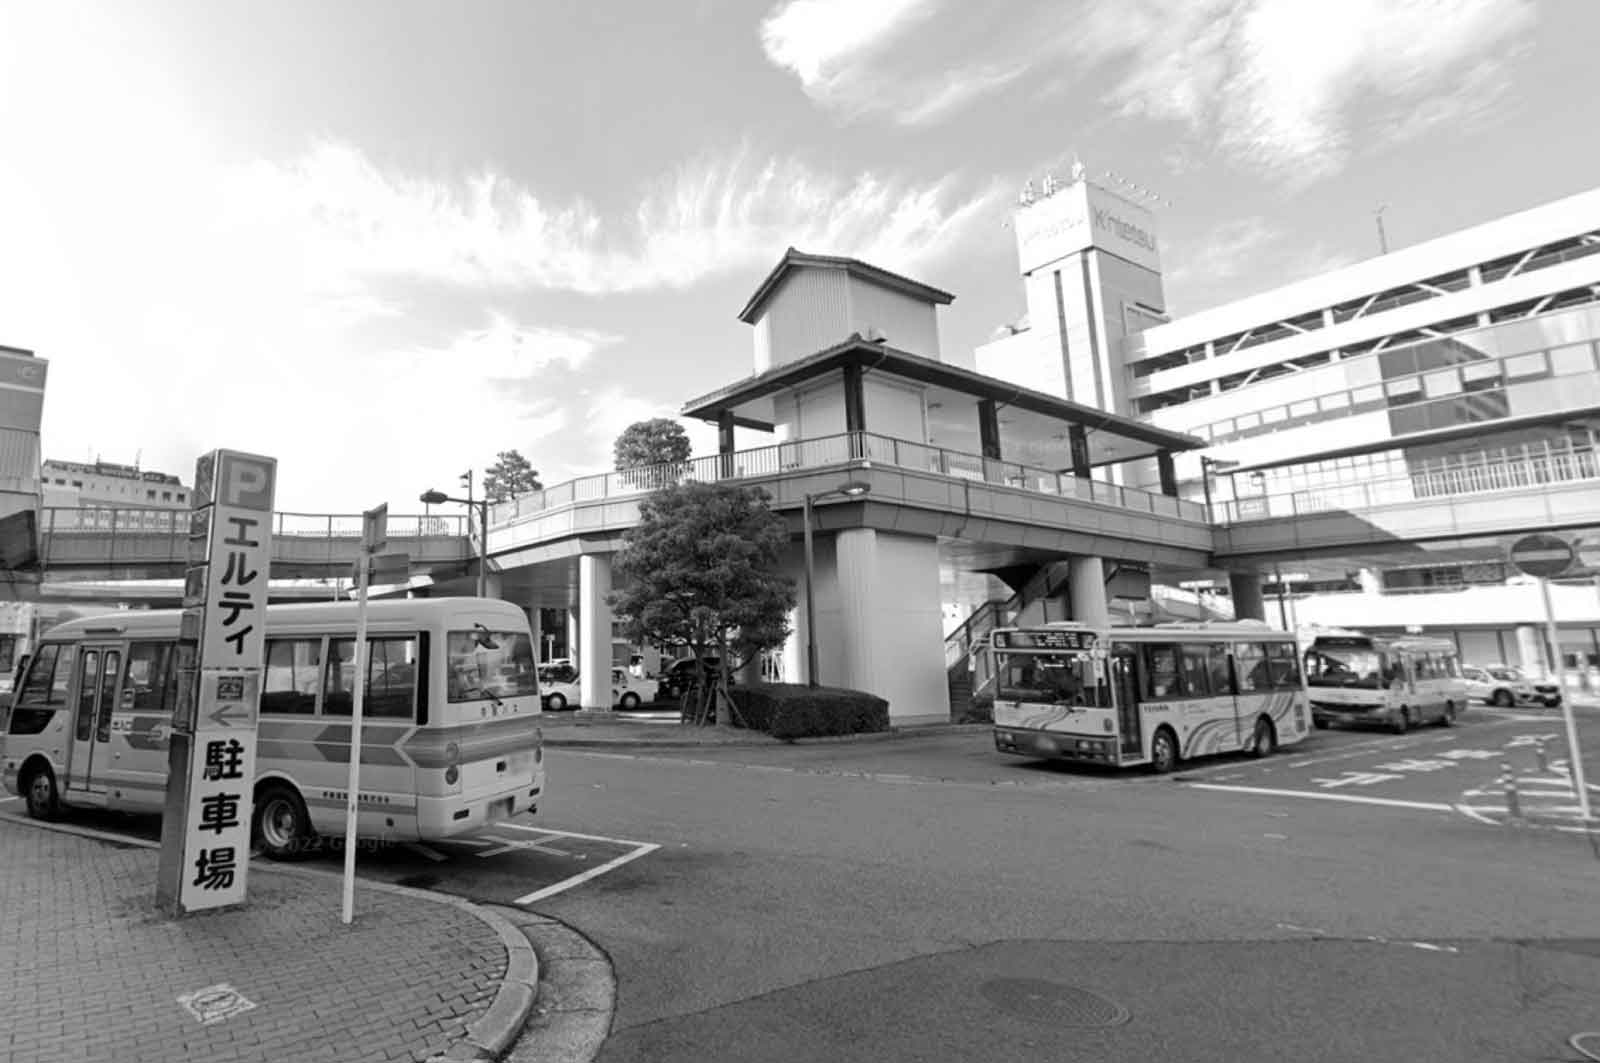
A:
613;419;693;490
609;481;796;726
482;450;542;503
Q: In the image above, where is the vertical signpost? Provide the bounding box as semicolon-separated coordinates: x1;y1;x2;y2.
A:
156;450;276;917
1508;533;1591;823
341;503;386;925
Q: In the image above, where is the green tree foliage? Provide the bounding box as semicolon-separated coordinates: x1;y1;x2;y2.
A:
609;481;796;726
482;450;542;503
613;419;693;487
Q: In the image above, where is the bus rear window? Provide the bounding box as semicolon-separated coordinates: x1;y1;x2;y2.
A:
447;629;538;703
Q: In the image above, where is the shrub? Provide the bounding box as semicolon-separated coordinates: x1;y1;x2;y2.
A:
958;689;994;725
729;683;889;740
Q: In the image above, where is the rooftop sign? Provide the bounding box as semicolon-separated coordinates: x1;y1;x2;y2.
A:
1015;180;1162;275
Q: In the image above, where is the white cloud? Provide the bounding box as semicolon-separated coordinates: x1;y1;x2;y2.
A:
1079;0;1538;183
760;0;939;94
1164;215;1359;314
231;141;999;297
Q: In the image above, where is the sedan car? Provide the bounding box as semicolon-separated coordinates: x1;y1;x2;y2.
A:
540;668;659;710
1462;664;1561;707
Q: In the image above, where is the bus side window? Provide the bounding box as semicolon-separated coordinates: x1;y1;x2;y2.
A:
1142;644;1180;699
263;638;321;715
1177;644;1213;698
1207;643;1234;695
7;644;62;735
1265;642;1302;689
1234;643;1268;692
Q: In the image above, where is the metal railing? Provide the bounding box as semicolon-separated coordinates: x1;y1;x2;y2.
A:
1217;445;1600;523
490;431;1209;525
41;508;467;539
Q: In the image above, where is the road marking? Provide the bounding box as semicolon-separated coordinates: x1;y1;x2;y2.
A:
476;832;576;858
514;842;662;905
406;843;448;862
496;821;655;848
1186;783;1455;812
0;795;18;806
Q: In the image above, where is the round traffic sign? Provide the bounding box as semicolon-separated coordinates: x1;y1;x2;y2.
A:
1508;533;1576;578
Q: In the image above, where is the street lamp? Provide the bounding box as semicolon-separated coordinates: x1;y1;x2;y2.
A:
1199;455;1240;518
421;469;490;598
802;480;871;688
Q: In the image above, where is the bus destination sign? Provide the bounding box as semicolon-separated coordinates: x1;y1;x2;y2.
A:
996;629;1097;651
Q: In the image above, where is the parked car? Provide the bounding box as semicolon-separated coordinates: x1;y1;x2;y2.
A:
658;656;721;700
1462;664;1561;707
612;667;659;709
540;667;659;710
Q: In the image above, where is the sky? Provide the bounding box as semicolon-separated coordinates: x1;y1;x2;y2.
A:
2;0;1598;513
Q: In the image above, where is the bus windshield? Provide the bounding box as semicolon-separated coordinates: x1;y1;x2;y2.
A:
1304;644;1386;689
996;651;1112;708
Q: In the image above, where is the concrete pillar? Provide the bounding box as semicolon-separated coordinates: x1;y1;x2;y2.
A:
528;605;543;663
1068;556;1110;629
578;554;613;709
483;572;504;600
1515;625;1547;676
1229;572;1267;621
833;528;945;722
566;607;580;661
978;399;1002;460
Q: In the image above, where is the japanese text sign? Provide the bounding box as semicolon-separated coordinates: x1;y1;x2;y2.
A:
178;671;260;911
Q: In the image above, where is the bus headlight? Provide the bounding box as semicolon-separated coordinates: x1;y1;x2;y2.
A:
444;765;459;785
1102;718;1113;733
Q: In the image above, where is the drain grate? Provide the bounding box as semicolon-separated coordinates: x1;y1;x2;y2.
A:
979;978;1130;1027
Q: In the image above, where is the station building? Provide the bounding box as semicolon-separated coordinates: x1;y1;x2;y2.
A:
977;168;1600;683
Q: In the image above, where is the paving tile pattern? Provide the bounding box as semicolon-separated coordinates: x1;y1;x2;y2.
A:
0;818;506;1063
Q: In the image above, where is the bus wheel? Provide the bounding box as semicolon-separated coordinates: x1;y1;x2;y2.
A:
253;784;313;861
1440;701;1458;727
1150;728;1180;774
22;761;60;821
1392;706;1411;734
546;692;568;712
1251;718;1277;757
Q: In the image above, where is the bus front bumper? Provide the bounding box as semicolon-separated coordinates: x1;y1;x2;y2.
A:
1310;701;1393;726
994;727;1118;763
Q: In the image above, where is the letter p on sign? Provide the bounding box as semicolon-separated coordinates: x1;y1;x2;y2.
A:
214;451;277;513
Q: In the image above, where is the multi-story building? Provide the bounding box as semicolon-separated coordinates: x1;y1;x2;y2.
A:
979;170;1600;685
42;458;192;510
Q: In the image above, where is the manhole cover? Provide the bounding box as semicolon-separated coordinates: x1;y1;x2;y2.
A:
979;978;1130;1027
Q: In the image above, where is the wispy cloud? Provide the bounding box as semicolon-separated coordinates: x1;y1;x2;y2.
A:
1165;215;1358;313
758;0;1538;180
760;0;939;98
232;141;1001;296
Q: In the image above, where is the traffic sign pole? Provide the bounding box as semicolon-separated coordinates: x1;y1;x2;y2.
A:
341;507;381;925
1539;575;1591;822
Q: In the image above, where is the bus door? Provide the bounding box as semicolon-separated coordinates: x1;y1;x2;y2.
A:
1110;643;1142;756
66;644;121;796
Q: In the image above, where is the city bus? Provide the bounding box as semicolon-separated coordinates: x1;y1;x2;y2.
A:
991;620;1310;773
1302;628;1465;732
0;597;546;858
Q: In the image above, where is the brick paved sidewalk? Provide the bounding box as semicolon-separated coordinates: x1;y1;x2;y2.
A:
0;815;518;1063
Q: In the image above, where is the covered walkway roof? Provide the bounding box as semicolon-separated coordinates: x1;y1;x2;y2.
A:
680;337;1203;467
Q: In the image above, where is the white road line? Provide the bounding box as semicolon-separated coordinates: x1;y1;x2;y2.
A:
1455;804;1498;825
0;795;18;805
1185;783;1455;812
514;842;661;905
406;843;448;863
496;822;654;848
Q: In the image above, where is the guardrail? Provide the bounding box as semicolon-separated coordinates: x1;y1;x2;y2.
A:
1216;446;1600;523
40;508;468;538
490;431;1209;525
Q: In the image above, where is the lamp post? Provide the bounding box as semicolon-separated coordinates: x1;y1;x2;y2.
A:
1199;456;1240;519
421;470;490;598
802;480;872;688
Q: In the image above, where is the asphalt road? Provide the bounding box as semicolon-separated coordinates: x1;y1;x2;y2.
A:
15;704;1600;1062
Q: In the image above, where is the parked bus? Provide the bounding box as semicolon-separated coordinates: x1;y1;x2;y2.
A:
991;620;1310;773
0;598;546;858
1302;628;1465;732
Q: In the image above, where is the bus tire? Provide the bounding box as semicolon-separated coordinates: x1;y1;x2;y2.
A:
1392;706;1411;734
1150;728;1180;774
546;692;568;712
619;692;641;709
1251;717;1277;758
1440;700;1458;727
253;783;314;861
21;759;60;821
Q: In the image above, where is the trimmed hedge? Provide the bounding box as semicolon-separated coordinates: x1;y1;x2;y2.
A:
729;683;890;740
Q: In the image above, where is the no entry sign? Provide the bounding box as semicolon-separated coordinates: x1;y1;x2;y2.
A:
1508;533;1575;579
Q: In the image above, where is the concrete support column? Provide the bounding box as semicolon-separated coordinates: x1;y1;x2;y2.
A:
528;605;543;664
1229;572;1267;621
483;571;504;601
566;607;580;661
833;528;945;722
1515;624;1547;676
1068;556;1110;628
579;554;613;710
1156;451;1178;497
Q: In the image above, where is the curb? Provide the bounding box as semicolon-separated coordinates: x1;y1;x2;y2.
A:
544;721;988;750
493;907;617;1063
2;813;541;1063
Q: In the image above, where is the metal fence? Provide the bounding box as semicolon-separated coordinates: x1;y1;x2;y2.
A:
41;508;467;539
489;431;1209;525
1217;445;1600;523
